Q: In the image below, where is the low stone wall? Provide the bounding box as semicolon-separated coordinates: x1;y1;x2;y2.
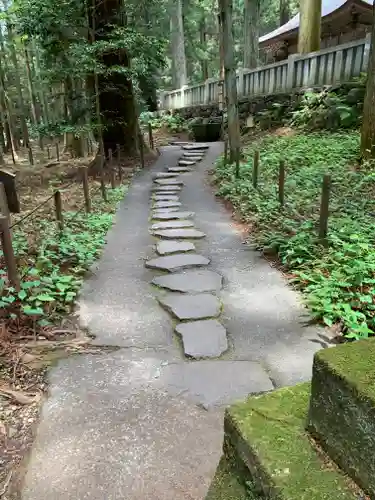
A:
173;81;365;131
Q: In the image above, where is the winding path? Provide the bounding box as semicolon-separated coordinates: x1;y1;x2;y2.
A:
21;143;328;500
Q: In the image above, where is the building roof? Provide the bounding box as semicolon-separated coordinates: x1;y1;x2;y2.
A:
259;0;373;44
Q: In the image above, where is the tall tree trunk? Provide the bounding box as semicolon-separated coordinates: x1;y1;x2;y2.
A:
243;0;259;69
92;0;139;156
24;45;39;126
33;39;49;125
279;0;290;25
360;4;375;159
219;0;240;163
170;0;187;88
218;13;225;111
200;20;209;80
0;48;17;157
298;0;322;53
7;23;30;147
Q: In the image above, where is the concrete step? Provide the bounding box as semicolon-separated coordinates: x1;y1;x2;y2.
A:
308;339;375;498
218;383;359;500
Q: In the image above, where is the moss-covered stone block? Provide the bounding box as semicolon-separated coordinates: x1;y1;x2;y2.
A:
205;456;251;500
308;339;375;498
225;384;358;500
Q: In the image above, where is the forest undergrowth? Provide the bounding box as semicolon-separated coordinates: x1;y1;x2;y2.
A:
214;129;375;341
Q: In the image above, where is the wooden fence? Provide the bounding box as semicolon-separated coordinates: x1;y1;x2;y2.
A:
161;34;371;110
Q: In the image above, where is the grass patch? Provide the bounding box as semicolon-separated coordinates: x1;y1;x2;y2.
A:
0;186;127;330
213;130;375;340
226;384;358;499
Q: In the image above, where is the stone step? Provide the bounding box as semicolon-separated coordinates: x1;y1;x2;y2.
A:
178;160;196;166
153;172;178;179
152;269;223;293
308;339;375;497
222;383;359;500
151;185;181;192
158;293;221;321
153;201;182;209
153;178;184;186
175;319;228;359
146;253;210;272
182;144;209;150
167;166;191;173
150;220;195;231
182;153;204;159
152;211;195;221
152;194;180;202
156;240;195;256
152;228;206;239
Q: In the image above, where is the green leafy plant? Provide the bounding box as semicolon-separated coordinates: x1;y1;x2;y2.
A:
213;131;375;340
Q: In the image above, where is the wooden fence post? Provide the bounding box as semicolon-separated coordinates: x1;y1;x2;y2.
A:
139;134;145;169
235;147;240;178
99;154;107;202
54;190;64;231
148;122;154;149
0;182;10;222
108;148;116;189
278;160;285;207
47;146;51;160
55;142;60;162
28;146;34;165
80;167;91;213
252;150;259;188
116;144;122;183
0;215;20;290
319;174;331;245
224;138;228;166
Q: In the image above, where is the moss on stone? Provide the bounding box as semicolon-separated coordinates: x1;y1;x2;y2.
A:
205;456;251;500
314;338;375;404
308;340;375;497
226;383;357;500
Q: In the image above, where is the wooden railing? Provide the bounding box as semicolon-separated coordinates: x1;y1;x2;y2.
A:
161;34;371;110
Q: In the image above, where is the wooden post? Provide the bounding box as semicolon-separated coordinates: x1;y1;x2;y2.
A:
108;148;116;188
47;146;51;160
54;190;64;231
0;215;20;290
116;144;122;183
319;174;331;245
99;154;107;202
0;182;10;222
55;142;60;161
10;146;16;165
87;137;91;156
278;160;285;207
148;122;154;149
252;150;259;188
139;133;145;169
224;138;228;166
80;167;91;213
28;146;34;165
235;147;240;178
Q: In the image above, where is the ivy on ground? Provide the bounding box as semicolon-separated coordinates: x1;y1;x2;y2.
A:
0;186;126;327
214;131;375;340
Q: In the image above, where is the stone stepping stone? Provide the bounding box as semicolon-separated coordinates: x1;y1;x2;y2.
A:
152;269;223;293
182;144;209;150
178;160;196;166
182;153;204;158
175;319;228;359
152;185;181;192
151;220;195;231
153;172;178;179
151;209;180;216
168;166;191;173
182;155;203;162
152;211;194;221
154;178;183;186
146;253;210;272
153;201;182;209
156;240;195;256
152;229;206;239
158;293;221;321
152;194;180;202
